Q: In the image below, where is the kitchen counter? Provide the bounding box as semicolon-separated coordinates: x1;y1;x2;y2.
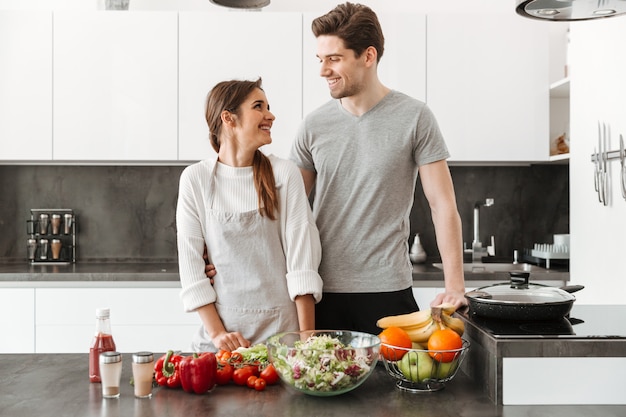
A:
0;263;181;287
2;353;625;417
459;305;626;405
0;261;569;287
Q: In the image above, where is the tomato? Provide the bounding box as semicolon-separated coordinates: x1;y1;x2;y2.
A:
259;364;279;385
232;365;256;386
230;352;243;363
427;329;463;363
378;326;412;361
246;375;258;389
216;361;233;385
216;350;230;361
253;377;267;391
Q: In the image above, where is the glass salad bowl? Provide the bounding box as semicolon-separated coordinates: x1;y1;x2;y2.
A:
266;330;380;396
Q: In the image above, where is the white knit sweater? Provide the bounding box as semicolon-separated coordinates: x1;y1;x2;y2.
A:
176;155;323;312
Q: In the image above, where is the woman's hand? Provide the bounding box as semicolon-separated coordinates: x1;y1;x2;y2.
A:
211;331;251;352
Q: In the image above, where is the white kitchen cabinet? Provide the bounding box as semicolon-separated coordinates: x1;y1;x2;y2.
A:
53;12;178;161
412;287;442;311
178;12;302;161
426;13;550;163
0;11;52;161
35;288;199;353
302;12;427;118
0;288;35;353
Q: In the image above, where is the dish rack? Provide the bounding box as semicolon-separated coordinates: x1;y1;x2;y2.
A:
524;234;569;269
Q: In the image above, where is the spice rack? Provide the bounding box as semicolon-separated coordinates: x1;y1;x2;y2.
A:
26;208;76;265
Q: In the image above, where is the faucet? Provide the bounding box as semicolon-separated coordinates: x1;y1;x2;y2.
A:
470;198;494;262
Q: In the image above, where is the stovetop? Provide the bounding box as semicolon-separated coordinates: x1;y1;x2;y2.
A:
459;304;626;339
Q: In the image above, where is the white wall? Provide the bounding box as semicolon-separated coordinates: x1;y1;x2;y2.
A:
568;17;626;304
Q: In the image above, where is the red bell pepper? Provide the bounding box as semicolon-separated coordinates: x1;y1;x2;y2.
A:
154;350;182;389
179;352;217;394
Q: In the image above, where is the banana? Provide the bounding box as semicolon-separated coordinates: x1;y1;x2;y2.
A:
404;320;439;343
435;302;457;316
376;309;432;330
441;313;465;336
411;342;426;349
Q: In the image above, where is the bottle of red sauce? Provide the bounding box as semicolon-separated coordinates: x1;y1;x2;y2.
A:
89;308;116;383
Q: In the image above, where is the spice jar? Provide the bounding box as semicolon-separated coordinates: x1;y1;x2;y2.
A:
99;351;122;398
51;214;61;235
132;352;155;398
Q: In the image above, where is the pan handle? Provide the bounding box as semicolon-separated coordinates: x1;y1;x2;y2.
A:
560;285;585;294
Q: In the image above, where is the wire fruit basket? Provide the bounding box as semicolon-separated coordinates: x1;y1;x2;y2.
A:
379;340;470;392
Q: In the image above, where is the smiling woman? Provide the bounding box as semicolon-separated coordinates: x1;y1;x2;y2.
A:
176;78;323;354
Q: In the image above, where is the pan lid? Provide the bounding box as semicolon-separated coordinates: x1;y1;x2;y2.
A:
465;272;576;305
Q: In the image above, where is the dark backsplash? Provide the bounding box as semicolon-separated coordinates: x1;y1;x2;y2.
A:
0;164;568;263
411;165;569;262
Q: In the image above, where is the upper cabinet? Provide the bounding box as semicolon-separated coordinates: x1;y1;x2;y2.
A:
302;12;426;117
0;11;556;164
426;13;550;163
53;12;178;161
0;11;52;161
178;12;302;161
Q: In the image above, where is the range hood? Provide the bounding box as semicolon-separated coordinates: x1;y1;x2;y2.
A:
209;0;270;9
516;0;626;21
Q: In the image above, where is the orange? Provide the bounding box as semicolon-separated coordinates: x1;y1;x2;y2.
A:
378;326;412;361
427;329;463;363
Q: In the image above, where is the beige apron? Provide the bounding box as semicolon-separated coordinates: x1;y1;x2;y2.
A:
192;162;299;352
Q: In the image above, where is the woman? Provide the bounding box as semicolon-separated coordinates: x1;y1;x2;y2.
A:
176;78;323;353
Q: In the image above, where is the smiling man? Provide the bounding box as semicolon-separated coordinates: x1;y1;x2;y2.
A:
289;2;467;335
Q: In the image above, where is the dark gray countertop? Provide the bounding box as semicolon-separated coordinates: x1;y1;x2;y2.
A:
0;262;569;284
2;353;625;417
0;262;180;282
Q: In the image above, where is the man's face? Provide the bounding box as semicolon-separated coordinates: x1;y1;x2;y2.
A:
316;35;367;99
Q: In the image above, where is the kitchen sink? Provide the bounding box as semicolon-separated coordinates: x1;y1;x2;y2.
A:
432;262;541;274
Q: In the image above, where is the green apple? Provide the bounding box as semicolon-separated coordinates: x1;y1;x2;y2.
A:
435;361;455;379
397;351;434;382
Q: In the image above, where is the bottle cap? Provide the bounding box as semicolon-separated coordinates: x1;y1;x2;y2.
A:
132;352;154;363
100;351;122;364
96;308;110;318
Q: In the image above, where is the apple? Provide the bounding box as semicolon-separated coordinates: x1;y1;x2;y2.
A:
435;361;456;379
397;351;434;382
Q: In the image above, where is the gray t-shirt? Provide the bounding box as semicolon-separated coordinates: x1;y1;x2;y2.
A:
290;90;449;293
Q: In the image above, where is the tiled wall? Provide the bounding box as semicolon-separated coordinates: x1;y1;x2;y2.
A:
0;164;568;263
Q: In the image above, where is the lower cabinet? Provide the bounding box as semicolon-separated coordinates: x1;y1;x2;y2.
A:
411;287;443;311
35;287;199;353
0;289;35;353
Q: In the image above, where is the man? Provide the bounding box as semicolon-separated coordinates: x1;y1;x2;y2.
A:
289;2;466;334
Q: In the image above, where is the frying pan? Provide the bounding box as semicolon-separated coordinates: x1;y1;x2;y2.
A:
465;271;584;321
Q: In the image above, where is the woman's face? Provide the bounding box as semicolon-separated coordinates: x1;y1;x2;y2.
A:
232;88;275;150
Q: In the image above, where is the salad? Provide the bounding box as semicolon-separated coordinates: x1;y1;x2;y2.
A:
269;334;375;394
